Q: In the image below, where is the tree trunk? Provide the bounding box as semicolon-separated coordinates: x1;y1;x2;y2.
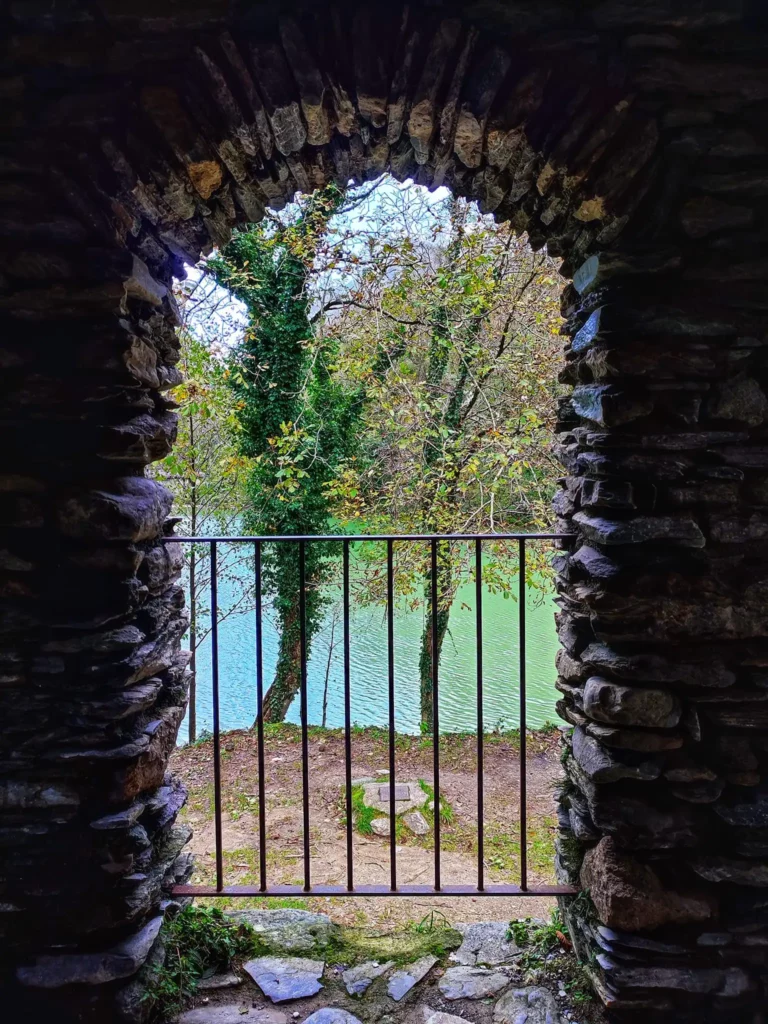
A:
261;604;303;723
187;423;196;745
188;546;197;743
419;541;453;731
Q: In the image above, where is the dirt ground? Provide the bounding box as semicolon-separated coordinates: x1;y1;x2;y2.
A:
171;725;564;928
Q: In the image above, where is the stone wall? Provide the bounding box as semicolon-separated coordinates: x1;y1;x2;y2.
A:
0;1;767;1020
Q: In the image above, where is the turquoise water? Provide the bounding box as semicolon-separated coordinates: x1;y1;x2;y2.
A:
181;547;560;742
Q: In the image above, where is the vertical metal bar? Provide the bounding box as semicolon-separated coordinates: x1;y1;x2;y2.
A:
343;539;353;892
254;541;267;892
430;539;441;891
475;538;484;892
210;541;223;891
518;537;528;891
299;540;311;891
387;538;397;891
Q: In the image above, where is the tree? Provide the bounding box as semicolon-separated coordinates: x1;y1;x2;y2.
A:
208;183;364;722
152;290;252;742
316;184;564;729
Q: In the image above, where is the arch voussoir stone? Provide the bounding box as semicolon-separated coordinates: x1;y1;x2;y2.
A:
1;2;768;1021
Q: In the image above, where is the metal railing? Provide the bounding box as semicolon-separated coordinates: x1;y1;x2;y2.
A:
164;532;575;898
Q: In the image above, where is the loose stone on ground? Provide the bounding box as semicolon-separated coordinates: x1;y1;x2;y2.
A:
437;966;511;1000
196;970;242;990
303;1010;363;1024
342;959;395;996
422;1012;472;1024
451;922;521;966
243;957;325;1002
402;810;430;835
179;1008;288;1024
494;986;562;1024
387;955;438;1001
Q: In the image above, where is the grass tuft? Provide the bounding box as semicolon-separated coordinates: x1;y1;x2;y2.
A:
144;905;261;1020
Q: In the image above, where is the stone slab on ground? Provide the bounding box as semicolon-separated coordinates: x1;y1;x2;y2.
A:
343;959;395;996
422;1011;472;1024
197;971;242;990
362;780;428;816
179;1007;288;1024
228;909;339;953
303;1010;363;1024
451;922;521;966
494;986;562;1024
387;955;438;1001
402;810;430;835
437;966;510;1000
243;956;325;1003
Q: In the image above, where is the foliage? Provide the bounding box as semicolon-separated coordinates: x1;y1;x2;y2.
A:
311;181;564;727
208;183;363;721
152;305;253;741
506;909;597;1007
144;905;257;1020
417;778;454;826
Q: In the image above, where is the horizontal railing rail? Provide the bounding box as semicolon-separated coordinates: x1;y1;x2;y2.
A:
163;532;575;898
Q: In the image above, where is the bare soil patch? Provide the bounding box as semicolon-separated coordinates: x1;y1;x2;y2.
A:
171;725;564;928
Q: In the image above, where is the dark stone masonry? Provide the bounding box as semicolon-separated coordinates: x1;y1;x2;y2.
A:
1;1;767;1020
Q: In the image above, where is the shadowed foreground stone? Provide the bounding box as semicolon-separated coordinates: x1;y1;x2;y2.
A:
244;957;325;1003
303;1011;363;1024
438;966;510;1000
16;915;164;988
494;986;562;1024
179;1008;288;1024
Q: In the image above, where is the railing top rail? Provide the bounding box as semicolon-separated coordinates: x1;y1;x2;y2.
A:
163;532;573;543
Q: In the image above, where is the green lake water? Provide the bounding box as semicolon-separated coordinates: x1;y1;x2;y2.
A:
182;547;561;742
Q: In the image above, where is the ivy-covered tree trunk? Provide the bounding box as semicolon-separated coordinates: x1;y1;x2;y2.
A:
418;540;453;731
210;183;361;724
263;606;302;722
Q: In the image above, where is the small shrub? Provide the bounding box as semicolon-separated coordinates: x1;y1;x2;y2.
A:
144;905;258;1020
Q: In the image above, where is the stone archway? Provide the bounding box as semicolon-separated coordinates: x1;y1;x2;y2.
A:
2;2;768;1020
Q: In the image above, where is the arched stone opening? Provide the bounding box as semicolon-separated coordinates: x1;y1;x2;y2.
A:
1;2;768;1020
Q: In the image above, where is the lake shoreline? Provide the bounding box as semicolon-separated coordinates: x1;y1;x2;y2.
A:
179;718;565;749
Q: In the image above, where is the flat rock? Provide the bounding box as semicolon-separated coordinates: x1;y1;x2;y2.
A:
402;810;430;835
692;856;768;886
179;1008;287;1024
243;957;324;1003
387;955;438;1001
228;910;338;953
197;971;242;990
437;966;510;1000
303;1011;363;1024
583;677;681;729
572;726;660;782
423;1012;471;1024
581;838;712;931
451;922;521;966
343;959;395;996
370;818;390;836
16;913;163;988
362;780;428;815
494;986;561;1024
